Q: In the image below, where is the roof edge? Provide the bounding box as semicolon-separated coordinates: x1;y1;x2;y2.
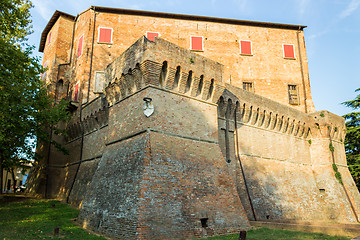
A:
39;10;75;52
39;7;307;53
92;6;307;30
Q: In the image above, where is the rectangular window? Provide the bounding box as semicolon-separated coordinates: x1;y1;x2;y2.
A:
48;32;51;45
283;44;295;59
98;28;112;43
74;83;80;101
94;71;105;93
243;82;253;92
146;31;159;42
190;36;203;51
77;36;83;58
240;40;252;55
288;84;299;105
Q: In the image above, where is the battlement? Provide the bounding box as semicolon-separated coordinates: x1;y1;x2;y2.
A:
27;8;360;239
104;37;224;106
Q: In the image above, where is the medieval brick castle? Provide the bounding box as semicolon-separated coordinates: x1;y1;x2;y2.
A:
27;6;360;239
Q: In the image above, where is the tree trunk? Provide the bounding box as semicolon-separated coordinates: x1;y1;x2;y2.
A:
0;153;3;194
11;168;16;194
4;171;8;193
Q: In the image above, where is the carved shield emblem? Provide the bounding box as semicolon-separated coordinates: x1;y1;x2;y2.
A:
143;97;154;117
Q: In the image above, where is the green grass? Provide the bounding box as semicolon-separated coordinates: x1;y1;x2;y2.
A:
0;197;106;240
0;197;352;240
201;227;350;240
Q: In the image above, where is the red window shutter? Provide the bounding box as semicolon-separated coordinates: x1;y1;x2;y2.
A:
99;28;112;43
191;36;203;51
240;40;252;55
74;83;79;101
48;32;51;45
77;36;83;57
283;44;295;58
146;32;159;41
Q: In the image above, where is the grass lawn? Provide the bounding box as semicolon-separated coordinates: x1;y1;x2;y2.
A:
201;227;351;240
0;196;352;240
0;196;106;240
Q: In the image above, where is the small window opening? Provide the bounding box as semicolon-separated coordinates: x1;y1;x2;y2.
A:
196;75;204;97
146;31;159;42
240;40;252;55
191;36;203;51
185;71;192;93
288;85;299;105
207;79;214;100
173;66;181;90
283;44;295;59
243;82;253;92
57;79;64;100
200;218;208;228
160;61;167;87
319;189;326;193
77;35;83;58
74;83;80;102
98;28;112;43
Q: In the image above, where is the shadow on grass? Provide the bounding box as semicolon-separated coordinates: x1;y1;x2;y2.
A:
199;227;351;240
0;198;106;240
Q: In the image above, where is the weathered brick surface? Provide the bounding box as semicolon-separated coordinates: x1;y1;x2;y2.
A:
219;84;360;223
28;8;360;239
40;8;315;112
67;158;102;208
77;134;150;239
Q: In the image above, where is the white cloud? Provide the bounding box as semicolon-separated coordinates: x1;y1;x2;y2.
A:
339;0;360;19
308;29;328;40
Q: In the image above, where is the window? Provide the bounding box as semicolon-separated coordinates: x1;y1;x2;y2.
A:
94;72;105;93
283;44;295;59
196;75;204;97
200;218;208;228
98;28;112;43
146;31;159;41
185;71;192;93
190;36;203;51
47;32;52;45
288;84;299;105
57;80;64;100
240;40;252;55
77;36;83;57
74;83;80;102
243;82;253;92
173;66;181;90
207;79;214;100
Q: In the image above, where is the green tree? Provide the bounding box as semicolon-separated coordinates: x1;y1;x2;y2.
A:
0;0;69;194
343;88;360;191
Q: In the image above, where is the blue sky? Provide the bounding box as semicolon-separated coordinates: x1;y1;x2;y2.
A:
28;0;360;116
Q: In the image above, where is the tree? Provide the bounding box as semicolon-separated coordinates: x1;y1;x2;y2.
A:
0;0;69;194
343;88;360;191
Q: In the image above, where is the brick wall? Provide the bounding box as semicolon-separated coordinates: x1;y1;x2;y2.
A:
41;8;315;112
28;13;360;239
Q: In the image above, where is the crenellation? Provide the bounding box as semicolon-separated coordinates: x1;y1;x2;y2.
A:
27;7;360;240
